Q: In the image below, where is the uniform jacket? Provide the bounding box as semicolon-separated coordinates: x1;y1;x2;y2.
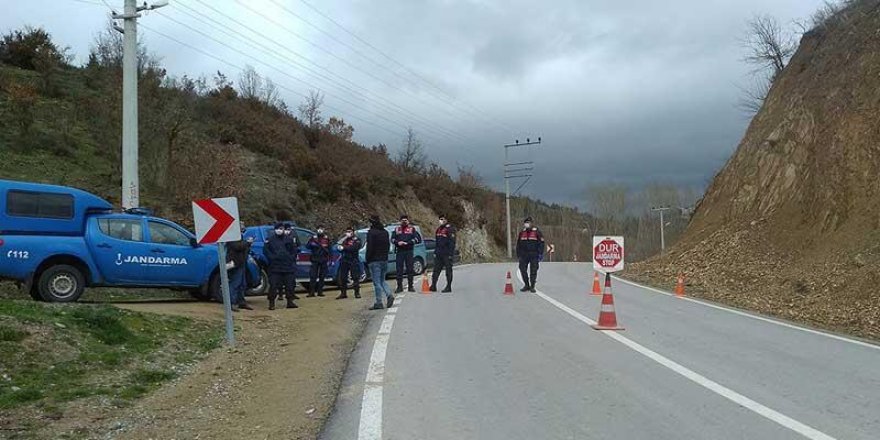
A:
391;224;421;252
434;224;456;257
265;233;297;274
516;227;545;258
339;235;362;262
307;233;332;263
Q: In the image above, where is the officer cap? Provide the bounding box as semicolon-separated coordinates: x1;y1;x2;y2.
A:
524;216;533;223
399;214;409;220
274;222;284;229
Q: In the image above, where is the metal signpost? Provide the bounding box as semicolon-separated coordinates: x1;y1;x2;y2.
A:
192;197;241;346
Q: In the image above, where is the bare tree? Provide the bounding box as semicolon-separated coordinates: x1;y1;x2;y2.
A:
396;127;426;173
744;15;795;80
737;74;772;114
458;164;486;189
238;65;262;101
325;116;354;141
298;90;324;148
263;77;280;108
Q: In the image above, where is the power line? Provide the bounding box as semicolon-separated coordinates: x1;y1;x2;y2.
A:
169;1;472;145
295;0;518;134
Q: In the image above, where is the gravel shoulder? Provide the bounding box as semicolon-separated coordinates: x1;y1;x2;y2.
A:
105;289;374;440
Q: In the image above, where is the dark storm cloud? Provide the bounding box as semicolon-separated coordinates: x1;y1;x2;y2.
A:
1;0;830;208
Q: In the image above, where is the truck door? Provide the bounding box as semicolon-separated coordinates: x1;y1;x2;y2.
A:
92;217;148;283
144;220;206;286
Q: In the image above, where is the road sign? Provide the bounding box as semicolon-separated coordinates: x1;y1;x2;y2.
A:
192;197;241;244
192;197;241;347
593;236;625;272
547;244;556;254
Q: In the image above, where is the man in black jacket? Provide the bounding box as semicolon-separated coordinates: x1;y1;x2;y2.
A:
264;222;298;310
391;214;422;293
336;226;362;300
366;215;393;310
307;225;331;297
516;216;544;293
430;214;456;293
225;225;252;311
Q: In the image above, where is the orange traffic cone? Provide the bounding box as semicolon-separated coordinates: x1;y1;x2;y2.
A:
674;274;685;297
503;271;514;295
591;271;602;295
421;272;431;294
592;274;624;331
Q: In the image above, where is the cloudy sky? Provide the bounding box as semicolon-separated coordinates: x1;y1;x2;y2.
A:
3;0;829;207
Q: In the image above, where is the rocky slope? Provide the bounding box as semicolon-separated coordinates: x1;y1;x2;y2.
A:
631;0;880;340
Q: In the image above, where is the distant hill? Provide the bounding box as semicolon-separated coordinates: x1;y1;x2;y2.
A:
632;0;880;340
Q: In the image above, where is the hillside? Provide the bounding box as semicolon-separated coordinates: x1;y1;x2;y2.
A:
631;0;880;340
0;27;597;265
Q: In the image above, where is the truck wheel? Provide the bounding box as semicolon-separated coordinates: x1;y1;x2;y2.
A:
246;268;269;297
413;257;425;276
189;287;210;301
38;265;85;303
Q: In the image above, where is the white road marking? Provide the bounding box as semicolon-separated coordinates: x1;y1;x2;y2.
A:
517;270;837;440
608;273;880;351
358;303;398;439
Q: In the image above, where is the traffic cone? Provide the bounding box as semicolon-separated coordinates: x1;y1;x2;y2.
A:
592;274;624;331
503;271;514;295
421;272;431;294
674;274;685;297
591;271;602;295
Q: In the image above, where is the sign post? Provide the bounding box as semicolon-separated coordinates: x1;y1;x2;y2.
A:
193;197;241;347
592;236;625;273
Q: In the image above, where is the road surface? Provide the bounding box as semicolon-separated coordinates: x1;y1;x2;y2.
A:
321;263;880;440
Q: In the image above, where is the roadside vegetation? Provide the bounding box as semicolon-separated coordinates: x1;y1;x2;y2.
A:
0;299;221;436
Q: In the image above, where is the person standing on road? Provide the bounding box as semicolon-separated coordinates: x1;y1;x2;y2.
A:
265;222;298;310
307;225;331;297
516;216;544;293
225;228;253;311
282;222;301;300
430;214;456;293
336;226;362;300
366;215;394;310
391;214;422;293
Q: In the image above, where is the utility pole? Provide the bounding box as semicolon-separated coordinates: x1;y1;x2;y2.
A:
651;206;672;254
504;137;542;259
112;0;169;209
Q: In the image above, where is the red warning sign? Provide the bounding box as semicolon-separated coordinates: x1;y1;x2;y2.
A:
593;236;625;272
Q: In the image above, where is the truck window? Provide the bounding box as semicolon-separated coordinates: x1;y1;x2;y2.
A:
148;221;191;246
6;190;74;219
98;219;144;242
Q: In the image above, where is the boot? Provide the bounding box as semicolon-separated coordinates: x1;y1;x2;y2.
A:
407;285;416;293
520;285;531;292
369;303;384;310
268;299;276;310
429;284;437;292
317;292;325;297
441;286;452;293
530;284;537;293
286;298;298;309
239;301;254;310
395;285;403;294
386;295;395;308
354;291;361;299
336;293;348;300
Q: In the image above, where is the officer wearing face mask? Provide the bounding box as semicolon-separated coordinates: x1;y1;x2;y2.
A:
307;225;331;297
430;214;455;293
516;216;544;293
283;222;300;299
335;226;362;300
391;214;422;293
264;222;298;310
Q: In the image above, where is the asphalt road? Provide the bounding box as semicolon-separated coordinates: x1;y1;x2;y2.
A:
321;263;880;440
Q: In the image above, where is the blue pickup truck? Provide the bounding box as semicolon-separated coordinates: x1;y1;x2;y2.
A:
245;224;366;287
0;179;261;302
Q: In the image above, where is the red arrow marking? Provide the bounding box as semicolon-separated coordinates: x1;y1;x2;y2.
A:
195;199;234;244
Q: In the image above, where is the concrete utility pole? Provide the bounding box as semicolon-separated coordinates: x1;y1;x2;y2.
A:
651;206;672;254
112;0;169;209
504;137;541;259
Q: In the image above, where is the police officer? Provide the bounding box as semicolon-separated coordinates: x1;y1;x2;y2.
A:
283;222;301;300
516;216;544;293
391;214;422;293
336;226;362;300
264;222;298;310
307;225;331;297
430;214;455;293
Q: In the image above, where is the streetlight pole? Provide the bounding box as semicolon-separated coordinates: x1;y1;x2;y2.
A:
651;206;672;254
504;137;541;259
112;0;169;209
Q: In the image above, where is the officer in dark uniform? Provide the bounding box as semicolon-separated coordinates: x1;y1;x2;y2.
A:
264;222;298;310
391;215;422;293
283;222;301;300
430;214;455;293
307;225;331;297
336;226;362;300
516;216;544;293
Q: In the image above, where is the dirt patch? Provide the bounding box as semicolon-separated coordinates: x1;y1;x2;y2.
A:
103;290;374;440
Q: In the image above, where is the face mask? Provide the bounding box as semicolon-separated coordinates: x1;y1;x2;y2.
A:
438;219;445;225
275;229;284;236
401;220;409;226
524;223;531;229
346;231;353;237
317;229;324;234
